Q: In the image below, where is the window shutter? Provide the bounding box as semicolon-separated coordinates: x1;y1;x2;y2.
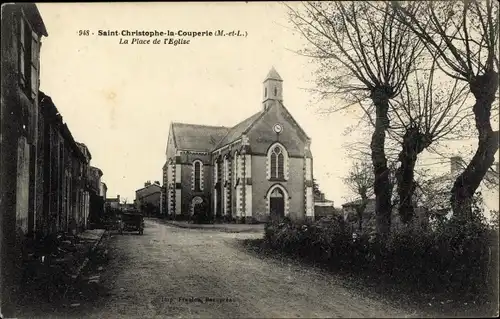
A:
31;31;39;99
19;18;26;86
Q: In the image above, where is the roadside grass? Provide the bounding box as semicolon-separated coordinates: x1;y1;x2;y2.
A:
235;237;498;318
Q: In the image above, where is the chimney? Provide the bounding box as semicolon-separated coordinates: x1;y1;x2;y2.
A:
450;156;462;176
117;194;120;202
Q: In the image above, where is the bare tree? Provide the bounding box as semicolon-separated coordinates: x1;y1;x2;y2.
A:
343;160;374;232
392;0;499;219
343;62;473;224
390;61;472;223
287;1;423;238
343;156;399;232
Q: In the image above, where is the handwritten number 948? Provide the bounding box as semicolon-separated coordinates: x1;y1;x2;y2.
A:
79;30;90;36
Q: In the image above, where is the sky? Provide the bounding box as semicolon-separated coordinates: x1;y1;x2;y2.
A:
36;2;498;208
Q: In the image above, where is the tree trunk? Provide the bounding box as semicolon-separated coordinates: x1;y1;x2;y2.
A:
370;86;393;239
396;126;430;224
451;71;499;219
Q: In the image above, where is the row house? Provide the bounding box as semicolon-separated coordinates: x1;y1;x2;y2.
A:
1;6;106;315
76;142;92;229
136;181;162;215
106;194;121;210
100;182;108;200
88;166;105;226
0;4;48;315
38;92;93;234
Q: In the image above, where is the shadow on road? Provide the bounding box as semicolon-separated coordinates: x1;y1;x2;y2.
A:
14;235;114;318
234;237;498;318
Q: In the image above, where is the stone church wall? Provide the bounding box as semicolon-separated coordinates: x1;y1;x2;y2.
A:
251;155;305;222
178;156;212;217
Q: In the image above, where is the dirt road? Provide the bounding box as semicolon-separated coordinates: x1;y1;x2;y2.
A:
17;219;414;318
91;219;412;318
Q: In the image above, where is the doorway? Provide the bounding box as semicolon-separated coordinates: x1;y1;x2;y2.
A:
269;187;284;218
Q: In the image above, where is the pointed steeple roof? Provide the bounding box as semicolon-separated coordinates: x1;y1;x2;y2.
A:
264;67;283;81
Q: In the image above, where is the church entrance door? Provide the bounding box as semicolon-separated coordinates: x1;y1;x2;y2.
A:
269;188;284;218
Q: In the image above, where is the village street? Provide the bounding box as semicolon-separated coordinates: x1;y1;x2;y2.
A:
17;219;415;318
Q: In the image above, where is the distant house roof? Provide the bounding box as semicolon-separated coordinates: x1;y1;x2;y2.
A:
315;201;334;207
75;142;92;161
90;166;103;176
135;183;162;193
171;122;230;151
342;198;376;208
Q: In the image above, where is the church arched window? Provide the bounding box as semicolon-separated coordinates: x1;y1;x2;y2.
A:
267;143;288;181
223;155;229;181
234;151;239;185
192;160;203;191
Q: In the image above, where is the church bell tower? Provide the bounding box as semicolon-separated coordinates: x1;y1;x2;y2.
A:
263;67;283;111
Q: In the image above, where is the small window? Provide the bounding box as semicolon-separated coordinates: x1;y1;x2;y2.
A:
265;87;267;98
274;86;277;96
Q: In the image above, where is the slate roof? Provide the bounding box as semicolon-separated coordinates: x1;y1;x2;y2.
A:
135;183;162;193
171;100;310;152
265;67;283;81
214;111;263;149
171;123;230;151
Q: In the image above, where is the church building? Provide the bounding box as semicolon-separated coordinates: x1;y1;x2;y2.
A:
162;68;314;222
